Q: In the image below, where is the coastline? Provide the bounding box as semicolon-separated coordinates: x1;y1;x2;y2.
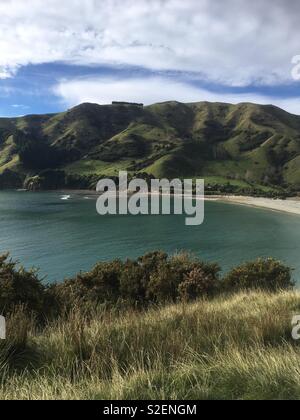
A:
79;189;300;216
13;188;300;217
207;195;300;216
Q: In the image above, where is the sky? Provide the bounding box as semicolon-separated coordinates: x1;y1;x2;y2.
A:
1;0;300;117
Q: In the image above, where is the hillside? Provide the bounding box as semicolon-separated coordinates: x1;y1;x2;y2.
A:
1;101;300;192
1;290;300;400
0;251;297;400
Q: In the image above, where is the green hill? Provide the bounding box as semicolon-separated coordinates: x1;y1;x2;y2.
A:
1;101;300;193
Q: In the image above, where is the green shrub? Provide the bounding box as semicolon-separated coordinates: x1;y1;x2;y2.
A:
52;252;221;308
1;252;294;321
0;254;49;317
54;260;124;309
119;260;147;305
53;251;222;308
147;253;220;304
137;251;168;272
147;263;182;303
223;258;294;292
178;268;218;302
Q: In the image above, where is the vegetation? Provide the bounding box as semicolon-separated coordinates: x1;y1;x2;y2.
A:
0;290;300;400
0;254;49;316
1;101;300;194
0;251;293;318
0;251;297;400
223;258;294;291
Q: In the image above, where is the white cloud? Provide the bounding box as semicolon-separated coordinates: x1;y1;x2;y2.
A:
54;75;300;115
11;104;29;109
0;0;299;86
0;65;16;79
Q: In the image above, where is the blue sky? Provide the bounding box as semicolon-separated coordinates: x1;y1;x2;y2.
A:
1;0;300;117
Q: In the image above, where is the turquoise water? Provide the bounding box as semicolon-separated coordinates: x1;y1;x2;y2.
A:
0;191;300;283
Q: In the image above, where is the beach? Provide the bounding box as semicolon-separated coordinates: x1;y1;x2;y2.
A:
208;195;300;216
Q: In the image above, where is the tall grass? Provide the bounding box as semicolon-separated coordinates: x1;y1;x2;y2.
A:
1;290;300;400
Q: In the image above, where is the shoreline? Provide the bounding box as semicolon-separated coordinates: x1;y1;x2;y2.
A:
206;195;300;216
13;188;300;217
77;189;300;217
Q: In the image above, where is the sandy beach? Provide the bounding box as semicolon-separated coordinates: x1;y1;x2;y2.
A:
207;195;300;216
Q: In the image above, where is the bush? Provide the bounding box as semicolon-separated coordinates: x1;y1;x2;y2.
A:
137;251;168;273
222;258;294;292
53;252;221;308
54;260;124;310
147;262;182;303
178;268;218;302
147;253;220;304
0;254;50;318
119;260;147;305
0;252;295;321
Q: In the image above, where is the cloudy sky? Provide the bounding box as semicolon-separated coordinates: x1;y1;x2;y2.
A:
1;0;300;116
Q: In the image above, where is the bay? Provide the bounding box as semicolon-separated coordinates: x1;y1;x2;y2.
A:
0;191;299;284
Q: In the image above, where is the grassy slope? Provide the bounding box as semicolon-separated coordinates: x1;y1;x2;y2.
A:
1;101;300;189
65;159;134;177
2;290;300;400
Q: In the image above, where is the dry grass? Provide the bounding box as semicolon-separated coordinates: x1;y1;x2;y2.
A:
1;290;300;400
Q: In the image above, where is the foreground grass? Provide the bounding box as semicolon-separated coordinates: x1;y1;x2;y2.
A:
1;290;300;400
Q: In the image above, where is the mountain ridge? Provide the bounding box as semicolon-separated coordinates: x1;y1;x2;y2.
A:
0;100;300;193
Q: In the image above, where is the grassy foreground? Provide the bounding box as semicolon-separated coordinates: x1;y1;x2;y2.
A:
1;289;300;400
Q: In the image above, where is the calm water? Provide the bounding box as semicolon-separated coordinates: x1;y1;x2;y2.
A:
0;191;300;284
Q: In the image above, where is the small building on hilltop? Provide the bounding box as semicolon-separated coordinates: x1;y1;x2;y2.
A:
112;101;144;108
